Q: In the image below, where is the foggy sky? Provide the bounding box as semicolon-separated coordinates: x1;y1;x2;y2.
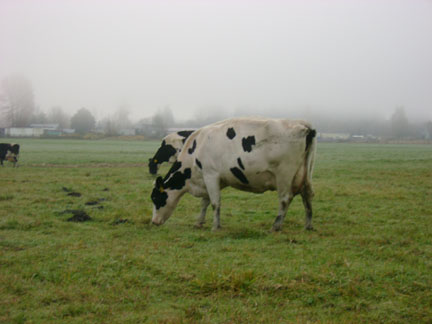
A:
1;0;431;122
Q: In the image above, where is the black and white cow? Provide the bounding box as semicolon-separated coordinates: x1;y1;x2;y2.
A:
0;143;20;167
148;130;194;174
151;117;317;231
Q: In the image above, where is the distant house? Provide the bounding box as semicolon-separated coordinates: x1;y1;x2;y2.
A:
135;124;164;138
29;123;59;130
318;133;379;142
119;129;136;136
5;127;44;137
318;133;351;142
2;123;68;137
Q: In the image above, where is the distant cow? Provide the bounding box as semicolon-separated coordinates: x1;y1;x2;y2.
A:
151;117;317;231
148;130;194;174
0;143;20;167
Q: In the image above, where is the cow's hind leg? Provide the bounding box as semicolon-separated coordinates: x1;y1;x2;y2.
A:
195;197;210;228
271;194;294;232
301;184;314;230
203;175;222;231
212;204;221;231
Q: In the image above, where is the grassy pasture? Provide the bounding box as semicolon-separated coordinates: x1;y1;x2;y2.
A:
0;139;431;323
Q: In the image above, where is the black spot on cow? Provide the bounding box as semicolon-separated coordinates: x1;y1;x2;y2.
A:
9;144;20;155
306;129;316;151
237;157;245;170
151;185;169;210
149;140;177;174
177;130;194;143
226;127;236;139
242;136;256;152
230;167;249;184
163;162;191;189
151;162;192;209
164;168;191;190
195;158;202;169
188;140;197;154
163;161;182;181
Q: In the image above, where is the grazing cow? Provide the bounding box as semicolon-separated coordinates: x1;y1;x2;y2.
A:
151;117;317;231
148;130;194;174
0;143;20;167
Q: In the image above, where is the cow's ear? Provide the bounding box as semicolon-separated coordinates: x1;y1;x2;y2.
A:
156;176;164;191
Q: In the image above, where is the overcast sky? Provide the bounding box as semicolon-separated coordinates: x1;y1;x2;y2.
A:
1;0;431;122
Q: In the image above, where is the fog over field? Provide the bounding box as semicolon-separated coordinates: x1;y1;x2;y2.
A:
1;0;431;123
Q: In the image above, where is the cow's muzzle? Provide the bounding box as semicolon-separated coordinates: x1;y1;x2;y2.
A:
151;219;162;226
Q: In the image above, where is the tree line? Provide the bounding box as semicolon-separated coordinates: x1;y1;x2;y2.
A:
1;75;431;139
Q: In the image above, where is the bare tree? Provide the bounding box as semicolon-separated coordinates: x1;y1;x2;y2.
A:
113;104;132;130
151;106;175;136
390;106;410;139
98;117;118;136
0;88;9;127
47;106;70;129
425;121;432;140
0;75;35;127
31;107;48;124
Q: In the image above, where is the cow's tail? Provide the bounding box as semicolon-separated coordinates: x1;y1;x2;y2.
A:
304;128;317;186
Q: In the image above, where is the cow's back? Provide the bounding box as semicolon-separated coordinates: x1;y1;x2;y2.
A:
180;117;313;193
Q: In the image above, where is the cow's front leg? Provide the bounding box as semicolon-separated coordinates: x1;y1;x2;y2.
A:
271;195;293;232
195;197;210;228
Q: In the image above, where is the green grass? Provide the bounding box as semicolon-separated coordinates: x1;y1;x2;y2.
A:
1;139;431;323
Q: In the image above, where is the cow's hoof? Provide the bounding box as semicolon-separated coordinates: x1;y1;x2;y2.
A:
305;226;315;231
271;225;282;232
211;226;221;232
194;223;204;229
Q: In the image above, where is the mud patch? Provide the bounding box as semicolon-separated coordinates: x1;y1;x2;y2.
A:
85;198;106;206
85;200;99;206
61;210;92;222
111;219;129;225
67;192;82;197
62;187;82;197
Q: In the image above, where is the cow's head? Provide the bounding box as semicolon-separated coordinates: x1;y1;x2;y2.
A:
151;176;173;225
7;155;17;163
148;140;177;175
6;144;19;165
148;158;158;175
151;162;191;225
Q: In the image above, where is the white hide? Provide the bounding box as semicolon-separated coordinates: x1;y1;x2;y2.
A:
151;117;317;231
